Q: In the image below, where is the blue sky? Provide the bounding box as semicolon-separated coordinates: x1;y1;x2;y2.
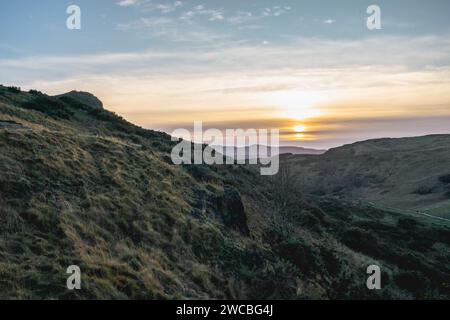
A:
1;1;450;148
2;0;450;57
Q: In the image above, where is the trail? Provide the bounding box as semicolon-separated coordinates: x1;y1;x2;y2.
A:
418;212;450;223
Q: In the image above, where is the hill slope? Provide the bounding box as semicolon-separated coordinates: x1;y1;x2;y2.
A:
284;136;450;219
0;85;449;299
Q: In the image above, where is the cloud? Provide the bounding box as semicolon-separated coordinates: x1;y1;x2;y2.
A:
180;5;225;22
117;0;138;7
116;0;184;14
117;2;229;42
155;1;183;14
115;1;293;42
2;36;450;76
226;11;254;25
117;16;227;42
2;36;450;83
323;19;335;24
262;6;291;17
225;6;291;26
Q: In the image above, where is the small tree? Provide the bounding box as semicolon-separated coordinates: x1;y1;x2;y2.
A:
7;86;21;93
272;165;302;219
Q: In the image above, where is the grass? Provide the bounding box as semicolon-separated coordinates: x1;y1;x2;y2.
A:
0;85;449;299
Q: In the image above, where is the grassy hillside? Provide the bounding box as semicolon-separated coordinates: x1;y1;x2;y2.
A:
284;136;450;219
0;85;449;299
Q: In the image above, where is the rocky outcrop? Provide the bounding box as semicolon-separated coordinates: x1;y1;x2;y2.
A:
55;90;104;110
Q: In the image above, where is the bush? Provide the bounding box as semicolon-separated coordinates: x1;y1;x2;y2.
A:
394;271;429;297
185;165;217;182
397;217;418;230
7;86;21;93
439;174;450;184
273;238;319;275
340;228;383;258
58;96;91;111
414;185;434;195
21;96;74;119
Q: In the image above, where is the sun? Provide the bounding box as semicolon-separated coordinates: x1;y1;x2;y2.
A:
293;125;306;133
293;125;307;140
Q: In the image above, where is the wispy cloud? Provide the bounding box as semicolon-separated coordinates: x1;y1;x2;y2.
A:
180;5;224;22
226;6;291;26
116;0;184;13
116;1;293;39
262;6;292;17
117;16;227;42
117;0;138;7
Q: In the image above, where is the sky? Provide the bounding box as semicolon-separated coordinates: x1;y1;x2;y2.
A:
1;0;450;149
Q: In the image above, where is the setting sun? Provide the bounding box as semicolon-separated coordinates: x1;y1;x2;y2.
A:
293;125;306;133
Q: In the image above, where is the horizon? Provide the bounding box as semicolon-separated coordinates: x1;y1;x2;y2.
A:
1;0;450;149
7;84;450;151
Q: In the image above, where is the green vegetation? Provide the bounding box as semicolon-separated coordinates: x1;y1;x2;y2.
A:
0;85;449;299
439;174;450;184
283;136;450;219
21;95;74;119
7;86;21;93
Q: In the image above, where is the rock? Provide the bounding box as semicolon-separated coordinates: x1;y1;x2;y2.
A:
217;186;249;236
55;91;103;110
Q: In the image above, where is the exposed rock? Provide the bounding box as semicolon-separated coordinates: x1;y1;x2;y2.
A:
55;90;103;110
217;186;249;236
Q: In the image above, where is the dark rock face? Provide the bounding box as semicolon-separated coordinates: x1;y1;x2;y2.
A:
218;186;250;236
55;91;104;110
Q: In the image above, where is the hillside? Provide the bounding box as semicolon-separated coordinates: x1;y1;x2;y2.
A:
283;136;450;219
210;145;326;159
0;85;449;299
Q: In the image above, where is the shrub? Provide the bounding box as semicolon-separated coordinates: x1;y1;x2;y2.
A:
394;271;429;297
185;165;217;182
29;89;42;95
7;86;21;93
21;96;74;119
340;228;383;258
58;96;91;111
273;238;319;275
414;185;434;195
241;259;299;299
397;217;418;230
439;174;450;184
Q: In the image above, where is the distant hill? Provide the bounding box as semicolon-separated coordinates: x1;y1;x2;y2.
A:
210;145;326;159
0;85;449;300
280;146;326;155
284;135;450;219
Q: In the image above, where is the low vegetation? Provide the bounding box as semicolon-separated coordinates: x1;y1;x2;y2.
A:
0;85;449;299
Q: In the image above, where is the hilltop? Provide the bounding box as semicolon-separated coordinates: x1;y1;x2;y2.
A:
0;85;449;299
